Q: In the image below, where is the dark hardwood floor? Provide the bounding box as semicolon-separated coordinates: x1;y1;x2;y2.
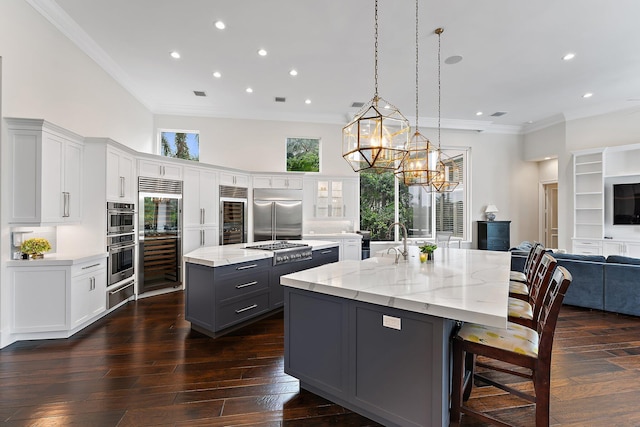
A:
1;291;639;426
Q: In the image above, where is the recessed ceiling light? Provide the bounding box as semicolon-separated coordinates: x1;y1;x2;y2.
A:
445;55;463;65
246;87;253;93
383;104;390;109
583;92;593;98
289;69;298;76
544;157;552;160
305;99;311;104
562;53;576;61
476;111;483;116
527;120;534;124
214;20;225;30
170;51;181;59
212;71;221;78
257;49;267;56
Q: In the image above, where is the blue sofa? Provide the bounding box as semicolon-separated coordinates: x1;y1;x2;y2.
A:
510;251;640;317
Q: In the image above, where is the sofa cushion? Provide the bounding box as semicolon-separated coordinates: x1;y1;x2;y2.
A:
606;255;640;265
552;253;606;263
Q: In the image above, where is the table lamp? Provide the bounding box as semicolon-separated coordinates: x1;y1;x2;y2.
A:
485;204;498;221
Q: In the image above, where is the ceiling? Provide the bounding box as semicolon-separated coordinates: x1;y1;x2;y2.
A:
31;0;640;133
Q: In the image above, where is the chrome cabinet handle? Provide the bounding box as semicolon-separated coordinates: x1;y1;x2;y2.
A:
236;281;258;289
109;282;133;295
82;263;101;270
119;176;125;198
62;192;70;217
235;304;258;314
236;264;258;270
321;250;333;254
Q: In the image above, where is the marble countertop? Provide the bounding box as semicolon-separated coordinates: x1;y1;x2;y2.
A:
184;240;340;268
303;232;363;239
280;246;510;328
6;252;108;267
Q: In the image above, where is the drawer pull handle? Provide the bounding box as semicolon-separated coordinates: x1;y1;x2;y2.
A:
236;264;258;270
82;263;102;270
236;281;258;289
109;283;134;295
321;250;332;254
235;304;258;314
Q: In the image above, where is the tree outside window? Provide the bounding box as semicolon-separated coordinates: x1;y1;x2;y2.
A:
360;150;467;241
287;138;320;172
160;131;199;161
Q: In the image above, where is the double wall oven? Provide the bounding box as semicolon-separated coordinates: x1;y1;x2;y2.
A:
106;202;135;308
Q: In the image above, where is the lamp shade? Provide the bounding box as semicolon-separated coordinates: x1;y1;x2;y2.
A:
485;204;499;213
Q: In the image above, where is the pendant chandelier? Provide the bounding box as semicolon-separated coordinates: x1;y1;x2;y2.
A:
428;27;460;193
343;0;410;172
395;0;439;186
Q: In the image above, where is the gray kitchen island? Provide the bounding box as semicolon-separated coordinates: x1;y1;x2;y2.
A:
281;247;510;427
183;240;340;338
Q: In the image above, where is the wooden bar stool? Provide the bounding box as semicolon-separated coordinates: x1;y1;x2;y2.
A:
450;266;572;427
509;243;545;301
508;253;557;329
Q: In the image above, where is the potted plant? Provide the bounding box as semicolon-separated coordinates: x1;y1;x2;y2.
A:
418;243;438;262
20;237;52;259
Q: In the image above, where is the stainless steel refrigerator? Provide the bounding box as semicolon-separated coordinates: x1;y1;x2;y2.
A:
253;189;303;242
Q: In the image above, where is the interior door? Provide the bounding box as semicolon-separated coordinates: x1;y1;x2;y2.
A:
253;200;273;241
544;183;558;248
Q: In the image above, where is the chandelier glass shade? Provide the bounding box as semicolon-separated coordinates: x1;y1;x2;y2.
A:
343;97;410;172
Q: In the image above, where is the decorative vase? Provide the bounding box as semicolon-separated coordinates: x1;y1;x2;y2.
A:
419;253;427;263
427;252;434;261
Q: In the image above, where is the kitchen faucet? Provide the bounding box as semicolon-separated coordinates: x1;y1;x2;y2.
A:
388;222;408;261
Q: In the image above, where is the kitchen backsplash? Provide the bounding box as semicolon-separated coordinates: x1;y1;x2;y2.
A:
10;226;57;258
304;220;354;234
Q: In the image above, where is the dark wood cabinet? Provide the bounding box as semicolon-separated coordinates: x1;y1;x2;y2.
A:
477;221;511;251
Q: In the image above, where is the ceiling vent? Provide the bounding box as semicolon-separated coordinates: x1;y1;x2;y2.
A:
275;97;286;103
351;101;365;108
193;91;207;97
490;111;507;117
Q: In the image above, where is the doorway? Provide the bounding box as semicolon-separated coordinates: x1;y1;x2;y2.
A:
543;183;558;248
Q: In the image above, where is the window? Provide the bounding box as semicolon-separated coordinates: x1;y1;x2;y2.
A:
160;131;199;161
287;138;320;172
360;148;468;241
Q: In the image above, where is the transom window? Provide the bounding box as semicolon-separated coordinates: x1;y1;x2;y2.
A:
159;130;200;161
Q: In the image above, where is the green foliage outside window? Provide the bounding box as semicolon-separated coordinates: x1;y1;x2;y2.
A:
161;131;199;161
359;170;413;240
287;138;320;172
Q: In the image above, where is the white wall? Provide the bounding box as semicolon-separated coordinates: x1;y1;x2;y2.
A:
0;0;154;346
154;115;356;176
0;0;153;150
538;159;558;183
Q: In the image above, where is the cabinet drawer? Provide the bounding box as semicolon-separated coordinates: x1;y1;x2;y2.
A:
311;247;340;267
72;259;107;277
486;238;509;251
215;268;269;302
216;292;270;330
215;258;271;280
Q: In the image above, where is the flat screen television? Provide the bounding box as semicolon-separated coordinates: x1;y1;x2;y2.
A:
613;183;640;225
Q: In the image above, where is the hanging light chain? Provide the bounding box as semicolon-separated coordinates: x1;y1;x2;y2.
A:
436;27;443;148
374;0;379;99
415;0;419;130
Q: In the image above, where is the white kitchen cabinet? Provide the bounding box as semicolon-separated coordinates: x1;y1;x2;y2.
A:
183;226;218;254
138;158;182;180
603;240;640;258
219;171;250;187
9;257;108;336
253;174;303;189
305;176;359;219
11;267;69;333
6;118;84;225
183;167;218;228
343;238;362;261
70;260;107;329
106;146;136;202
572;239;602;255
